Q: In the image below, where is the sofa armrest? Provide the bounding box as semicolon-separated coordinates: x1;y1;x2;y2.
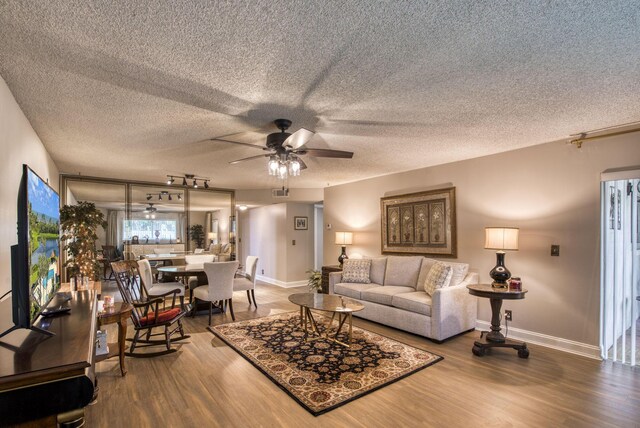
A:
430;272;479;341
328;271;343;294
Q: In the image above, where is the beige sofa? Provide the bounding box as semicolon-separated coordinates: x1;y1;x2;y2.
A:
329;256;478;342
208;243;232;261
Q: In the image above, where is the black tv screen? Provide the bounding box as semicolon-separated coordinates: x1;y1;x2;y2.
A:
18;165;61;325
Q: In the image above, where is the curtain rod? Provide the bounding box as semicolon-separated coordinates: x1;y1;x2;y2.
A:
570;122;640;148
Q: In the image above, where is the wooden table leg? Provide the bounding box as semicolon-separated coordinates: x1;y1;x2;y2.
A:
117;317;127;376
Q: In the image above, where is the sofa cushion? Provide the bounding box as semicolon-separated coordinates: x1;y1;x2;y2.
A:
442;261;469;286
416;258;438;292
368;257;387;285
384;256;423;288
334;282;379;300
391;292;432;316
342;259;372;283
361;286;416;306
424;262;453;296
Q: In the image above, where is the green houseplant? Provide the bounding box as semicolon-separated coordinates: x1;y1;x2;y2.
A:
189;224;205;249
306;269;322;293
60;201;107;281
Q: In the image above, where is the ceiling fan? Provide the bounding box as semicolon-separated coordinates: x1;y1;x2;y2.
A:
211;119;354;178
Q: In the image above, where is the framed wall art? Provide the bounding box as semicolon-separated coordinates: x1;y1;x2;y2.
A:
381;187;457;257
294;216;308;230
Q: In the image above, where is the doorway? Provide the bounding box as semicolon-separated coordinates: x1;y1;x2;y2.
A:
600;169;639;366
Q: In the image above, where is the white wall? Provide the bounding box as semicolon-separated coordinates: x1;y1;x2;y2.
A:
0;76;59;297
324;133;640;347
286;203;315;281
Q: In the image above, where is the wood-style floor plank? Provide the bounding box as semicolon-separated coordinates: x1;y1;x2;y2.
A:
86;282;640;427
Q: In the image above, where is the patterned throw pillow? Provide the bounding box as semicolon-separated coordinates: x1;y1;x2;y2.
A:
341;259;372;283
423;262;453;296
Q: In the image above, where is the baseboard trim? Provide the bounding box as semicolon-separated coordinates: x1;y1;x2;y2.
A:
475;320;601;360
256;275;307;289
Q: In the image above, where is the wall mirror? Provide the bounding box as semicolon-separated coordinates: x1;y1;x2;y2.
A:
188;189;235;259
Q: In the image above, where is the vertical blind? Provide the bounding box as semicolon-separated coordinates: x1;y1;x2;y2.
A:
600;175;639;366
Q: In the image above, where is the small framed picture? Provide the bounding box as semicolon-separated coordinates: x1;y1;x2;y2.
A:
294;216;308;230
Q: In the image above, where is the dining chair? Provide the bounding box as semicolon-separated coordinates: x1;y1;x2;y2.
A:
184;254;215;292
102;245;123;280
233;256;259;307
137;259;186;309
193;261;239;325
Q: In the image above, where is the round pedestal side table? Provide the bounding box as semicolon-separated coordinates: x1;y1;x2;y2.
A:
467;284;529;358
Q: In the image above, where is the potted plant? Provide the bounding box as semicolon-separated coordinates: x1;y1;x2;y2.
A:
306;269;322;293
60;201;107;282
189;224;205;249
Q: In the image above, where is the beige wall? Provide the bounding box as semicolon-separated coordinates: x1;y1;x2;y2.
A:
243;202;315;284
286;203;315;281
324;134;640;346
0;76;59;297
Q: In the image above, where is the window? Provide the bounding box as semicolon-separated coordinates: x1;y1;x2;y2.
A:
124;219;177;241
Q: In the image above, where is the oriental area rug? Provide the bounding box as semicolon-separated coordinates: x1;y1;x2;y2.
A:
209;312;442;416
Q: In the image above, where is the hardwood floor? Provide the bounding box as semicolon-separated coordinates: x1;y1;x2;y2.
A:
87;282;640;427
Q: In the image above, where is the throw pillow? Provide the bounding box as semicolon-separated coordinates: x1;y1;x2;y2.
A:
423;262;453;296
341;259;372;283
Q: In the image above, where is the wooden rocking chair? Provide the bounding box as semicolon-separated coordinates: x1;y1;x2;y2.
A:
111;261;190;358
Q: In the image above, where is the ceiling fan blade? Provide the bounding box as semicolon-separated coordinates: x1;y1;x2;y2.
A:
229;154;271;164
211;138;268;150
298;148;354;159
297;157;308;170
283;128;315;150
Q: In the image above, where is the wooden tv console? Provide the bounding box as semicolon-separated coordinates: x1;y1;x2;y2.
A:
0;290;97;426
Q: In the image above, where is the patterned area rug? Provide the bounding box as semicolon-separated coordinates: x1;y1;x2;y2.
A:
209;312;442;415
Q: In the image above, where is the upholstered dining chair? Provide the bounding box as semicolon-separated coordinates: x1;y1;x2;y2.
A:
233;256;259;307
137;259;186;309
112;260;189;357
184;254;215;292
193;261;239;325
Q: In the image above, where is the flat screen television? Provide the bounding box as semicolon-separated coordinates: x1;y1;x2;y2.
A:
1;165;60;338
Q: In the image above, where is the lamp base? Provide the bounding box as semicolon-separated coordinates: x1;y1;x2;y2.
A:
338;246;348;266
489;252;511;288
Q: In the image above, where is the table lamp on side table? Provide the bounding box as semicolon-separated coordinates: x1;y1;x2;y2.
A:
335;232;353;266
484;227;519;288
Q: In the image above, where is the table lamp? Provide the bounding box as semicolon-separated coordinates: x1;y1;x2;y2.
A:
484;227;519;288
335;232;353;266
208;232;217;245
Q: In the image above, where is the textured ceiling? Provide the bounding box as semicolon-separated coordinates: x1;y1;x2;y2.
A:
1;1;639;190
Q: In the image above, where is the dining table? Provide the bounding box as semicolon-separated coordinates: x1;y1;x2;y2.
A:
157;265;210;316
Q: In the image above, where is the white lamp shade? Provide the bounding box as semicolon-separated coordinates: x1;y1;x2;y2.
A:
207;233;215;239
335;231;353;245
484;227;519;250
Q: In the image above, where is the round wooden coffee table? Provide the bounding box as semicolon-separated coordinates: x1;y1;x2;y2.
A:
288;293;364;347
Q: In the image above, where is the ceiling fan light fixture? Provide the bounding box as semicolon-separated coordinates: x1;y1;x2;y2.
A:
268;156;279;176
289;158;301;176
278;162;288;179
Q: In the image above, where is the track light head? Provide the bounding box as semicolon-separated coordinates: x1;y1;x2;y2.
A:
177;194;182;200
168;194;172;201
182;177;188;186
146;194;152;201
167;176;174;185
204;180;209;189
193;179;198;188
